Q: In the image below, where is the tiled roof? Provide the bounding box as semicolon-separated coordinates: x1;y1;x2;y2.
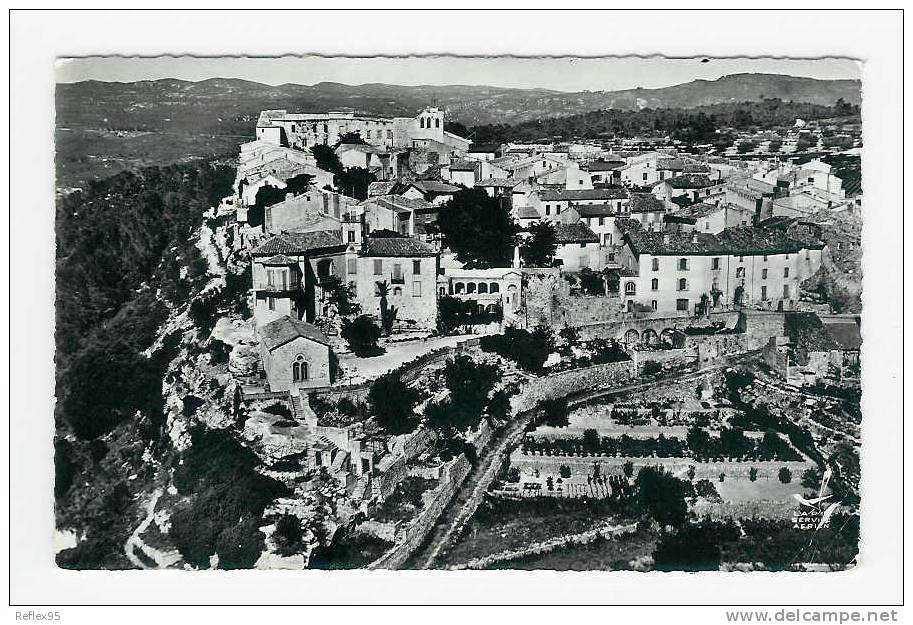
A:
361;233;438;257
538;188;628;202
555;222;599;244
448;159;479;172
716;225;825;254
665;174;715;189
628;193;666;213
251;230;344;256
369;195;434;213
260;316;330;351
678;202;723;219
515;206;541;220
468;142;502;153
477;177;521;188
574;203;619;218
585;160;625;172
257;254;296;266
410;180;460;195
682;163;711;174
657;158;685;171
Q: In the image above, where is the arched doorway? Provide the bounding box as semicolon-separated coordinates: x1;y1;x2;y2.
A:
641;328;659;348
624;329;640;347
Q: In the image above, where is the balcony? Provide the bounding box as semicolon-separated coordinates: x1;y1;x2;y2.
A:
255;281;300;293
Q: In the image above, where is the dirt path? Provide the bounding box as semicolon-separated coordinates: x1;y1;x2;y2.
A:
124;488;182;569
450;521;638;570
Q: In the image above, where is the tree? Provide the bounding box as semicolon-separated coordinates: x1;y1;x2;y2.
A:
539;397;570;428
642;360;663;377
480;326;554;373
368;371;420;435
749;467;759;482
375;280;398;336
322;275;360;316
429;356;500;434
578;267;606;295
778;467;793;484
634;465;689;528
273;515;305;556
337;167;376;201
737;139;757;154
559;465;572;479
311;145;343;175
437;188;519;268
653;519;740;571
519;221;557;267
340;315;382;356
623;461;635;479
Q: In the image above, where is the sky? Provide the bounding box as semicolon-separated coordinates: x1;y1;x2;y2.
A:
55;56;861;93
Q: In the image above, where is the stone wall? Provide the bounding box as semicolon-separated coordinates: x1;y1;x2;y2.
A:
368;454;473;569
739;310;787;350
563;295;623;327
511;360;638;414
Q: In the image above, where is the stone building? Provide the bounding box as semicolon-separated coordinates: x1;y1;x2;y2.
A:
615;219;826;315
258;316;334;392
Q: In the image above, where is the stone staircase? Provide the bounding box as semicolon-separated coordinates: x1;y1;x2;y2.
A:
289;393;304;421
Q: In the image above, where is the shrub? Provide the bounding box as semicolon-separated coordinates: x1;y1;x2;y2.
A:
749;467;759;482
538;397;570;428
559;465;572;479
480;326;553;373
262;402;292;418
368;371;420;435
642;360;663;377
341;315;382;356
778;467;793;484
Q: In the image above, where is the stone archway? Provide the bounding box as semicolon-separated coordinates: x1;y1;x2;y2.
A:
641;328;659;348
623;328;640;347
660;328;676;347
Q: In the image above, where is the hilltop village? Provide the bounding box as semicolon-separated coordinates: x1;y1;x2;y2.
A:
114;105;861;571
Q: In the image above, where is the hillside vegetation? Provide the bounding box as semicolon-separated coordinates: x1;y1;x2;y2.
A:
54;161;235;568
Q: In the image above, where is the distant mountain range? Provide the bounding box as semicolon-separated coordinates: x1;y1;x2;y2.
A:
57;72;860;128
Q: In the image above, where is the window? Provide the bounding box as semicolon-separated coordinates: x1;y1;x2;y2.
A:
652;258;660;271
412;260;421;275
347;230;356;243
266;269;275;286
267;296;276;311
393;263;403;281
736;267;746;278
598;217;605;226
347;259;357;274
387;130;393;139
783;284;790;298
603;234;612;245
761;285;768;300
651;278;659;291
762;268;768;279
676;298;689;311
739;255;744;263
420;118;425;128
435;118;440;128
678;258;689;271
678;278;687;291
651;300;658;311
545;205;551;216
478;283;488;294
292;356;308;383
624;281;636;295
783;267;790;278
365;130;371;139
454;282;464;294
373;259;383;275
712;257;720;270
393;287;402;296
467;283;476;294
413;281;422;297
642;173;648;181
580;243;586;249
763;255;768;262
489;282;499;293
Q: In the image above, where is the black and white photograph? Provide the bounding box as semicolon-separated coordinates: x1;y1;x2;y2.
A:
8;8;906;616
